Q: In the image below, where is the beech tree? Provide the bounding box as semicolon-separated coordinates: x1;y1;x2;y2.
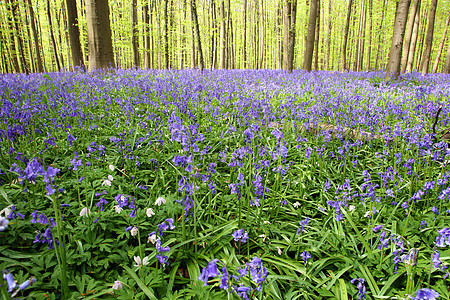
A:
303;0;317;71
65;0;84;69
85;0;115;70
1;0;449;74
386;0;410;79
419;0;438;74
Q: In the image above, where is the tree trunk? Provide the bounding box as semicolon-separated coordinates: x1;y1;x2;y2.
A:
303;0;317;71
219;0;226;69
191;0;204;70
386;0;410;79
342;0;353;71
366;0;373;70
445;33;450;72
374;0;387;70
47;0;61;71
27;0;44;72
314;0;320;71
406;4;420;72
163;0;169;69
242;0;247;68
277;1;283;69
143;1;151;69
401;0;420;72
419;0;437;74
432;14;450;73
326;0;332;70
131;0;139;68
86;0;115;70
210;0;217;69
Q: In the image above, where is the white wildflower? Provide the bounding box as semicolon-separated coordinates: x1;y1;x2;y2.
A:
102;179;112;187
112;280;122;290
349;205;356;212
364;210;372;218
114;205;123;214
276;247;282;255
148;233;157;244
80;207;90;217
155;196;166;206
108;164;115;171
293;201;301;208
108;175;114;181
130;226;138;237
133;256;149;267
263;220;271;225
259;234;268;242
146;208;155;217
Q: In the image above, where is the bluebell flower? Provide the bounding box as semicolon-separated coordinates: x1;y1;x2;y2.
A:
411;288;439;300
232;229;249;243
300;251;311;264
350;278;366;300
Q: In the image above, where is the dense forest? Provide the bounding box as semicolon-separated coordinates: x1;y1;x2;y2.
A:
0;0;449;74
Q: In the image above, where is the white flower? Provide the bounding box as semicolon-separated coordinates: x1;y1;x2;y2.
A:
0;206;12;217
349;205;356;212
258;234;267;242
133;256;149;267
114;205;123;214
80;207;90;217
155;196;166;206
148;233;157;244
112;280;122;290
109;164;115;171
130;226;138;236
263;220;271;225
0;216;9;231
293;201;301;208
146;208;155;217
102;179;112;187
364;210;372;218
276;246;282;255
108;175;114;181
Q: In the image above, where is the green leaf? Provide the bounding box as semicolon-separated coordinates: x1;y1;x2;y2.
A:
123;265;157;299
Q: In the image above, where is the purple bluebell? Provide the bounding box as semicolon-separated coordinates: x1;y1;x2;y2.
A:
411;288;439;300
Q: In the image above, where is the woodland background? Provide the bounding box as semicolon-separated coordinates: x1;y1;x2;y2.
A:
0;0;449;74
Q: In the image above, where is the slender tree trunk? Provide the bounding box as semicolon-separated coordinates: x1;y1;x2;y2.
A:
143;1;151;69
131;0;139;68
445;33;450;72
326;0;332;70
415;7;427;70
374;0;387;70
54;6;65;70
27;0;44;72
277;1;283;69
314;0;320;71
163;0;169;68
219;0;226;69
401;0;420;72
191;0;204;70
366;0;373;70
432;14;450;73
210;0;217;69
386;0;410;79
86;0;115;70
24;7;35;72
5;0;23;73
303;0;317;71
47;0;61;70
242;0;247;68
342;0;353;71
406;4;420;72
419;0;438;74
